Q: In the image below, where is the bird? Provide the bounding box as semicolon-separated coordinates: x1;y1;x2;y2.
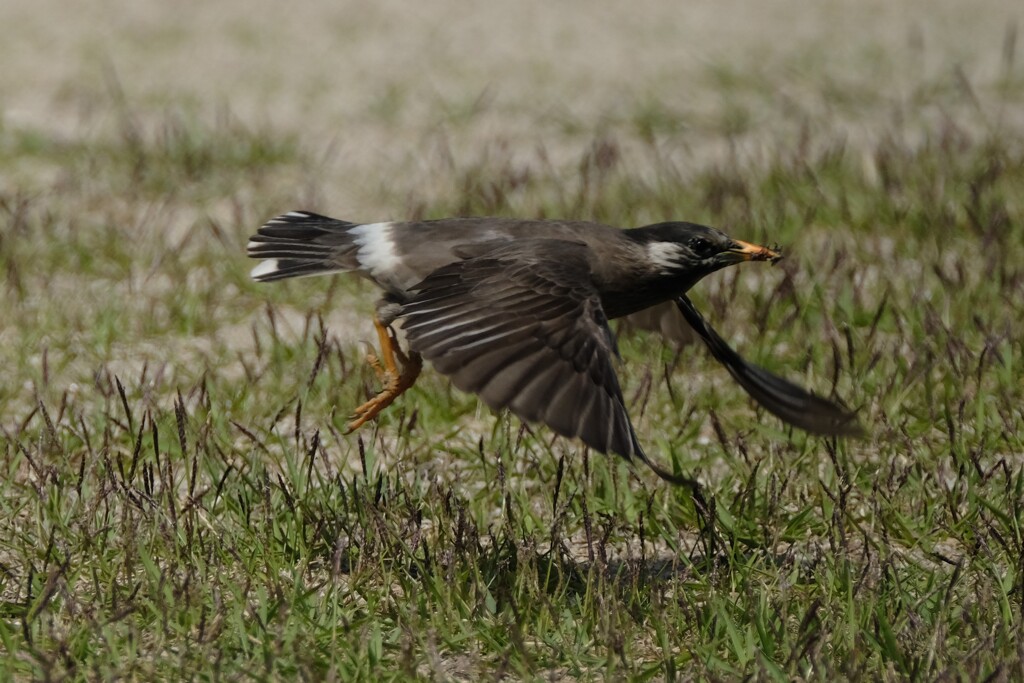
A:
247;211;861;485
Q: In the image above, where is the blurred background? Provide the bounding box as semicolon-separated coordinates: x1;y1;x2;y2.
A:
3;0;1020;375
4;0;1021;212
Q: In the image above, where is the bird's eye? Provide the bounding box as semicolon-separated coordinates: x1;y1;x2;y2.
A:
689;237;715;256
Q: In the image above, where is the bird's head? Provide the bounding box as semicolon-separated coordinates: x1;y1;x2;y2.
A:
637;221;782;278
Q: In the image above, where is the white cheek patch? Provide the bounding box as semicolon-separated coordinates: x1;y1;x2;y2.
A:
349;222;399;275
647;242;684;273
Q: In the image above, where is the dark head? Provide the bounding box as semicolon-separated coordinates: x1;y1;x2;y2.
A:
632;221;782;279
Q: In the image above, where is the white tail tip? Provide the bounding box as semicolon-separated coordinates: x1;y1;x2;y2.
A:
250;259;281;281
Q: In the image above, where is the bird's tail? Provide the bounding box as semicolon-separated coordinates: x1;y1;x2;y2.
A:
247;211;359;282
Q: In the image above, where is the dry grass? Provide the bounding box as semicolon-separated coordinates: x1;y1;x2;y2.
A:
2;2;1024;679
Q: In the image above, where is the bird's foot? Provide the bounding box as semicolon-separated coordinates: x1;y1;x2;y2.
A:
347;315;422;434
346;352;422;433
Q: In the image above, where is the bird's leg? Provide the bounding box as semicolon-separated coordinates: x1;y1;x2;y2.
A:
346;316;423;433
361;316;397;382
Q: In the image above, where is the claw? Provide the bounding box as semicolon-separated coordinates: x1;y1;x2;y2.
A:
345;317;423;433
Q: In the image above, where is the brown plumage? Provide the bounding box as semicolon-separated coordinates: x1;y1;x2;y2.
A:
247;211;861;484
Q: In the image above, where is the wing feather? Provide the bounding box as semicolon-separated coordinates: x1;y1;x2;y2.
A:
401;239;641;462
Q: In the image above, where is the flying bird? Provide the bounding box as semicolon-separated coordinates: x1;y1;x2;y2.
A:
247;211;861;484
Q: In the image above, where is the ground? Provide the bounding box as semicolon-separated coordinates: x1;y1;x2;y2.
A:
1;1;1024;680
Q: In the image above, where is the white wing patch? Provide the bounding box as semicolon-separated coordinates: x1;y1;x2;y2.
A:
646;242;684;273
349;222;399;275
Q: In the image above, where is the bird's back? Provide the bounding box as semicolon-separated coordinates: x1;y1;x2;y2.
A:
249;212;635;297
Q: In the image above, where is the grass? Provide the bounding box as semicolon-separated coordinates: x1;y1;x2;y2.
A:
1;66;1024;680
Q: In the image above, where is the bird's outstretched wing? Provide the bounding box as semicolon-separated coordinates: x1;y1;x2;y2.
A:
401;239;692;485
675;295;863;437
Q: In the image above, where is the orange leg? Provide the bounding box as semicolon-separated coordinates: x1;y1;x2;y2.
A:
346;317;422;433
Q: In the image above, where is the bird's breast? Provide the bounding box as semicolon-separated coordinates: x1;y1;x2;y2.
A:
598;275;700;319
